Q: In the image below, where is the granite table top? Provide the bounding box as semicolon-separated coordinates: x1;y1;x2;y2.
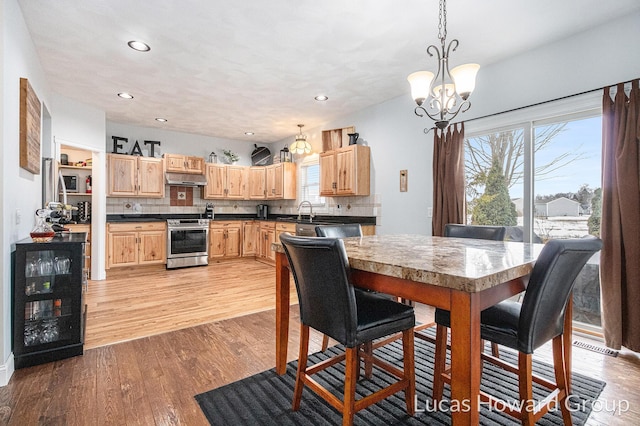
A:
272;234;544;293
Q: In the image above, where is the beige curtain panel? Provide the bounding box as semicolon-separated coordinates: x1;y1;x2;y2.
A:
432;123;465;237
601;79;640;352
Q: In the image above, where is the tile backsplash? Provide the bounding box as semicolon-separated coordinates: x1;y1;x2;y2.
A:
106;185;379;218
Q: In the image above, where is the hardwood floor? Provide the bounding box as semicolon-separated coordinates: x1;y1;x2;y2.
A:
1;259;638;425
83;260;299;349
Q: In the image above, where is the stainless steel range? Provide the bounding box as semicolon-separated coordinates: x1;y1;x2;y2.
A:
166;218;209;269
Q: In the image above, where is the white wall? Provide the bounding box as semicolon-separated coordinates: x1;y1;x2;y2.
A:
1;0;52;384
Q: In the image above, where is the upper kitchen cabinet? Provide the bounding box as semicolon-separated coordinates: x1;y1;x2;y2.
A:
266;163;296;199
248;167;267;199
203;164;248;199
319;144;370;197
107;154;165;198
249;163;296;200
164;153;205;174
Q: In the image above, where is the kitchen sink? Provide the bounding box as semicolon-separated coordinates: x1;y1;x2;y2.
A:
295;222;319;236
293;221;342;236
274;217;344;236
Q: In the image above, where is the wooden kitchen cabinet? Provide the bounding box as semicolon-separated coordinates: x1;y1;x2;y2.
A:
204;164;248;200
248;167;266;199
275;222;296;244
164;153;205;174
226;165;248;199
249;163;296;200
107;154;165;198
242;221;259;257
319;144;370;196
106;222;166;268
257;221;276;264
266;163;296;199
209;221;242;259
204;163;226;198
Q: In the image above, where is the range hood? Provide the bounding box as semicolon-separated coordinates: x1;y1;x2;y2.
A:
165;172;207;186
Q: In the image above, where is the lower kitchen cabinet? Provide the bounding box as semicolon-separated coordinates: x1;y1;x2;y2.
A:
106;222;166;268
362;225;376;235
257;221;276;264
242;221;259;257
209;221;242;259
275;222;296;244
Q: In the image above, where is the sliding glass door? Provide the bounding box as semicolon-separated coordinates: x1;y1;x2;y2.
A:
464;110;603;331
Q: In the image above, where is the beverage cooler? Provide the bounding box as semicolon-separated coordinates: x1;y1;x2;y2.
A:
11;233;87;369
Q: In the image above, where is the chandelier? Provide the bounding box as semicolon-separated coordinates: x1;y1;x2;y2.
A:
407;0;479;130
289;124;312;155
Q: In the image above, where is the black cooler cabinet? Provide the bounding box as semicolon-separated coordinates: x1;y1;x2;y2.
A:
12;233;87;369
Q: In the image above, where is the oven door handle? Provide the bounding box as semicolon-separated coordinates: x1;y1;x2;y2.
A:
168;226;209;232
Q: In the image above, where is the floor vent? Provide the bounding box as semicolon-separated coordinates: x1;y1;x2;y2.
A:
573;340;619;357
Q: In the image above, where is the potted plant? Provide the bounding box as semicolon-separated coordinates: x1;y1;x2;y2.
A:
222;149;239;164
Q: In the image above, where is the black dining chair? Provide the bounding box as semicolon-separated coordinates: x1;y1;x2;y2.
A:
444;223;507;240
432;237;602;425
279;233;416;425
315;224;364;352
315;223;363;239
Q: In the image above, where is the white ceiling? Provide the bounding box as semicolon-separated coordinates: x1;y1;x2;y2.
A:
18;0;640;143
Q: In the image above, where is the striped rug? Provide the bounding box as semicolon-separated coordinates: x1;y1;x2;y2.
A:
196;336;605;425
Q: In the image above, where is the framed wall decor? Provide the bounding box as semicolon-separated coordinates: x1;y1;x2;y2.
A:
19;78;42;174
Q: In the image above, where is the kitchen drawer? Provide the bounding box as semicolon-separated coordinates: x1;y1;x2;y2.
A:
209;221;241;228
276;222;296;233
107;222;166;232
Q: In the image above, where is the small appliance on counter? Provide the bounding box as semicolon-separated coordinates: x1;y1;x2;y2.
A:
77;201;91;223
205;203;215;219
257;204;268;220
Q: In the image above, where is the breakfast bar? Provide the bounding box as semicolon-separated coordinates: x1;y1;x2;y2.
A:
273;234;545;425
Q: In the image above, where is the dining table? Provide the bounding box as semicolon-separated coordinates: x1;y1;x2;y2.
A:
273;234;556;425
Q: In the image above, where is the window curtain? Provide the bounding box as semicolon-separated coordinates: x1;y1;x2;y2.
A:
601;79;640;351
432;122;465;236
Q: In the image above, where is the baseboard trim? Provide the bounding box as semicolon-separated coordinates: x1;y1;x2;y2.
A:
0;353;15;387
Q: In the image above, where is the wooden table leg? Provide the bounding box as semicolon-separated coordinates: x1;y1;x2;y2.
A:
275;252;290;375
564;296;573;393
449;290;481;425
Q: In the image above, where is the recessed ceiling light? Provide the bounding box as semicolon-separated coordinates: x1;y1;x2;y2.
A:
314;95;328;101
128;40;151;52
155;118;167;122
245;132;254;136
117;92;134;99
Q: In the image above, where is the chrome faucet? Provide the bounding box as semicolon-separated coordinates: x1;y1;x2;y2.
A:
297;200;315;222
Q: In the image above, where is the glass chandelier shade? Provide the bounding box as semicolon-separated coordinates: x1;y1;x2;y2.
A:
407;0;479;130
289;124;312;155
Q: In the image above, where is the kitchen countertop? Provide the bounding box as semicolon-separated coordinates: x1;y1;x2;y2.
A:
106;213;376;225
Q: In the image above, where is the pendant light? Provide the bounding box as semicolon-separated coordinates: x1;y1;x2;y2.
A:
407;0;479;130
289;124;312;155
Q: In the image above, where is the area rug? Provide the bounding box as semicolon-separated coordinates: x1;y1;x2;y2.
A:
195;337;605;425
